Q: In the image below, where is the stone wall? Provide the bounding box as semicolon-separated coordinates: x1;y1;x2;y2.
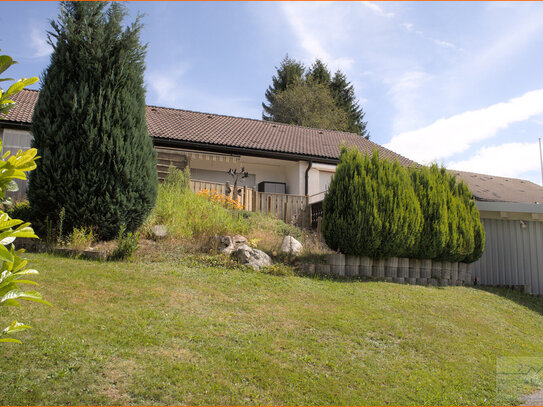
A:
302;254;473;286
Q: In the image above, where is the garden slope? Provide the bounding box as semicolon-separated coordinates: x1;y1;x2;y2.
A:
1;253;542;405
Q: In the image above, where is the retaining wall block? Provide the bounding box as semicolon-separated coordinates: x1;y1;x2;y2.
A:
438;279;449;287
345;255;360;277
420;259;432;278
316;264;331;276
359;257;373;277
431;261;442;279
409;258;421;279
441;262;451;280
327;253;345;277
429;278;438;286
385;257;398;278
408;278;417;285
450;263;459;284
384;276;393;282
307;264;315;274
392;277;405;284
416;277;428;286
372;259;385;279
398;258;409;278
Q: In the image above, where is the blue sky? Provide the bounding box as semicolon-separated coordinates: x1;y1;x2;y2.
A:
3;1;543;184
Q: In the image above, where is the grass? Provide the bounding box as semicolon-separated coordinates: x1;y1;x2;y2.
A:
1;251;543;405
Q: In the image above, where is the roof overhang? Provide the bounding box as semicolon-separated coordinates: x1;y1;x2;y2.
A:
476;200;543;221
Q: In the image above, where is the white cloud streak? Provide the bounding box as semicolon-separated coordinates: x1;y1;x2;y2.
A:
448;142;541;182
385;89;543;163
30;26;52;58
361;2;395;18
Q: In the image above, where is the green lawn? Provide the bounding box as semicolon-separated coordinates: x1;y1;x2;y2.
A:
1;251;543;405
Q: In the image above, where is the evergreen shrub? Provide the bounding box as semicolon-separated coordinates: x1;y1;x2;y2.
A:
322;148;485;262
28;2;157;240
322;147;422;259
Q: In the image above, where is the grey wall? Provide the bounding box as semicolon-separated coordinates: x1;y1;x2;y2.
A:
471;218;543;295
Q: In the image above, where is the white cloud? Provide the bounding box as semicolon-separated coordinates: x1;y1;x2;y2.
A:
386;71;431;133
29;26;52;58
361;2;395;18
448;142;541;182
385;88;543;163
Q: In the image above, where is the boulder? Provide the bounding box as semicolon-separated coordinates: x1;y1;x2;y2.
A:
231;244;273;270
280;235;303;255
151;225;168;239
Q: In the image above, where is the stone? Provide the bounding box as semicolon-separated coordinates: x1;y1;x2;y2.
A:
398;258;409;278
233;235;248;245
151;224;167;239
326;253;345;277
385;257;398;278
280;235;303;255
431;261;442;279
420;259;432;279
372;259;385;279
316;264;331;276
345;255;360;277
409;258;421;279
359;257;373;277
231;244;273;270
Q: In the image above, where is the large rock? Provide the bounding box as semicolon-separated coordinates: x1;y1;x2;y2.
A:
209;235;248;255
151;225;168;239
280;235;303;255
231;244;273;270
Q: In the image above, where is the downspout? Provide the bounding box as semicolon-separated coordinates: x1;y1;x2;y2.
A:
305;160;313;196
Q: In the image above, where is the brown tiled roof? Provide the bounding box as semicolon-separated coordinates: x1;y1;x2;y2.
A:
2;89;414;165
450;169;543;204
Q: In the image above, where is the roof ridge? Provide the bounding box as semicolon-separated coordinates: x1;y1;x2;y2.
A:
449;168;541;186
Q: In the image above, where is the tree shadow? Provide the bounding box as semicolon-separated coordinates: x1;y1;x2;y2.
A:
474;285;543;316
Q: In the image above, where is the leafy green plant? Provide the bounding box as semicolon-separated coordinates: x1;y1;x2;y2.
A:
6;201;32;223
109;225;139;261
0;51;38;115
66;226;94;251
0;51;47;344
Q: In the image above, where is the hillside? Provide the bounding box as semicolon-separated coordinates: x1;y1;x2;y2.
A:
1;251;542;405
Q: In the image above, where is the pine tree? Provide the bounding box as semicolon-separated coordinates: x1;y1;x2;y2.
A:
28;1;157;240
330;71;369;138
306;59;331;86
262;55;305;121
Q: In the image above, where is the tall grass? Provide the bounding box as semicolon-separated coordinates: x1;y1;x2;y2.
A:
144;167;249;242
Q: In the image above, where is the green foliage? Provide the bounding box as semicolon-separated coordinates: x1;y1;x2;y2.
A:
109;224;139;260
66;226;94;251
323;148;485;262
322;147;422;259
144;167;249;241
0;50;38;116
409;165;449;259
0;52;48;344
263;55;369;138
27;1;157;241
6;201;32;224
270;82;349;131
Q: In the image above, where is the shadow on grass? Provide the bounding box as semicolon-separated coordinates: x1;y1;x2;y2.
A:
474;285;543;316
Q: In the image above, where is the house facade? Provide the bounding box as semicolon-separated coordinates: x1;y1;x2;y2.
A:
0;89;414;202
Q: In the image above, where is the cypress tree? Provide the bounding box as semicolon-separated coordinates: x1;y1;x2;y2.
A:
28;1;157;240
322;148;422;259
409;164;449;259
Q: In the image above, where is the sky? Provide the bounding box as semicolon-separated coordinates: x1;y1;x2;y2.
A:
2;1;543;185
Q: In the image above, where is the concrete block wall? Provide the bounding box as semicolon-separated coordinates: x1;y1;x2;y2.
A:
303;254;473;286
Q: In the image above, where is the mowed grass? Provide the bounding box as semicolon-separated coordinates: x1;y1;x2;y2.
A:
2;252;543;405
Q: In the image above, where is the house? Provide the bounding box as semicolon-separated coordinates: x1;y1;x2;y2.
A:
0;89;414;203
2;88;543;295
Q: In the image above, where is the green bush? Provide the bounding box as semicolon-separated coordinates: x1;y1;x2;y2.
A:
6;201;32;224
109;224;139;261
322;148;422;259
409;165;449;259
144;167;249;241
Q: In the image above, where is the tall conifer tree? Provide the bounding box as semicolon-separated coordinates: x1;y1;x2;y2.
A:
28;1;157;240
